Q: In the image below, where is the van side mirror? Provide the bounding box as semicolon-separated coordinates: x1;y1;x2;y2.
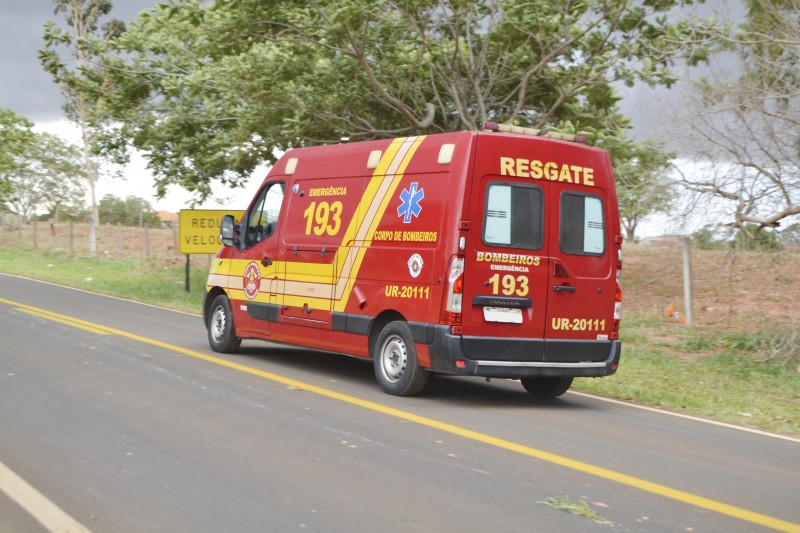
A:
220;215;238;247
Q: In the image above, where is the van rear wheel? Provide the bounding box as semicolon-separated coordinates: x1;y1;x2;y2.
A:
207;294;241;353
373;321;429;396
521;376;573;398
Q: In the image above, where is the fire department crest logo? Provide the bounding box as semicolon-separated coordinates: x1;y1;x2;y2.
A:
407;253;423;278
243;261;261;300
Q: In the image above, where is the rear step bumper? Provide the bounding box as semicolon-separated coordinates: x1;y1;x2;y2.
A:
426;325;620;378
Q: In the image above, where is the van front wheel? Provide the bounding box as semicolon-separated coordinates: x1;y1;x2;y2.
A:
373;321;429;396
521;376;573;398
207;294;242;353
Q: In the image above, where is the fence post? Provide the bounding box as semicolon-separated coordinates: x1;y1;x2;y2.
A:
172;221;178;255
116;222;121;258
682;236;694;326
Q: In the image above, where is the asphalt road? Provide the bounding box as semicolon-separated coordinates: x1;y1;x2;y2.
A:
0;273;798;533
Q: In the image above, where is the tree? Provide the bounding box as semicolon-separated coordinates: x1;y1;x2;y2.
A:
39;0;124;257
0;108;35;201
732;224;781;251
692;223;729;250
98;194;160;227
99;0;712;201
606;137;675;241
674;0;799;234
779;222;800;247
2;132;85;224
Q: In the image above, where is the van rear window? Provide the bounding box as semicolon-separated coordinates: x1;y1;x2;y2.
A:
560;192;605;255
483;182;543;249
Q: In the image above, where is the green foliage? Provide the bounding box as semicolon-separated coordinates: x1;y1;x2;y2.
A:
98;0;714;201
779;223;800;247
692;224;783;251
726;328;800;367
39;0;124;125
605;136;675;241
679;331;718;352
538;496;612;526
732;225;782;251
2;131;85;223
692;224;729;250
0;108;36;200
39;0;127;257
98;194;160;227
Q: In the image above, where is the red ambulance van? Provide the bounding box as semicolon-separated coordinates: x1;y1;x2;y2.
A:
204;123;622;397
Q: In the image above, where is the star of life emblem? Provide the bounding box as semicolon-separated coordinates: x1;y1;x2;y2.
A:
397;182;424;223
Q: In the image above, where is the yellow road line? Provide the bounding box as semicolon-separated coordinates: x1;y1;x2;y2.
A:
16;308;110;335
2;296;798;533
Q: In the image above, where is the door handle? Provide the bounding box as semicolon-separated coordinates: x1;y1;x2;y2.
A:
553;285;576;292
261;258;273;266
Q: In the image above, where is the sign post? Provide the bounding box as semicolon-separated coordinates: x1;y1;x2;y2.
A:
179;209;245;292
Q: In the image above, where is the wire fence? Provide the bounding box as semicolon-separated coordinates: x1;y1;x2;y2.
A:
1;220;183;263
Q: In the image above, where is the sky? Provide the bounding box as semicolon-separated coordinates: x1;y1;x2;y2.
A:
0;1;742;230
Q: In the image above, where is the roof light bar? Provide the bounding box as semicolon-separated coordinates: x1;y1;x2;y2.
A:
481;121;587;144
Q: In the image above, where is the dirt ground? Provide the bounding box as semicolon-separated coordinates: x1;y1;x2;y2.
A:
623;241;800;333
2;221;187;265
3;222;799;333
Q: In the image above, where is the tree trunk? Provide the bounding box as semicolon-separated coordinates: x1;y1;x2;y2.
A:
622;218;638;242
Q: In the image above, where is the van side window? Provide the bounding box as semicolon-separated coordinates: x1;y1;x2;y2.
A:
483;182;543;249
244;182;285;248
560;192;605;255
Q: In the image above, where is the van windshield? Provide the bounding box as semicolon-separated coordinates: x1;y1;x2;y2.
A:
483;182;543;249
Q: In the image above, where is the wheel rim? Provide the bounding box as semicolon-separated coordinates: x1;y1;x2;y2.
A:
210;304;227;344
379;334;407;383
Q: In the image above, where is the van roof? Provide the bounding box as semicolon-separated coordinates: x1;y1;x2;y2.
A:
270;129;601;179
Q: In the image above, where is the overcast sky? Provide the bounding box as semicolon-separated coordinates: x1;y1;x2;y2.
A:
0;1;157;122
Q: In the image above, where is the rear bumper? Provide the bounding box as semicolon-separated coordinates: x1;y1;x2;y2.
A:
426;325;620;378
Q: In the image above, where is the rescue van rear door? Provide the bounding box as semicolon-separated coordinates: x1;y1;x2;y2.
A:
543;142;617;362
460;135;550;362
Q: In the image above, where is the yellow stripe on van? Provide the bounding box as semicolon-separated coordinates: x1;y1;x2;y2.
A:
333;136;426;311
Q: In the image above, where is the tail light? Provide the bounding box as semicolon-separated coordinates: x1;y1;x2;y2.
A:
441;256;464;325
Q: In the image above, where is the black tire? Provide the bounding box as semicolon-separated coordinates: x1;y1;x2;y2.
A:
207;294;242;353
520;376;573;398
373;321;429;396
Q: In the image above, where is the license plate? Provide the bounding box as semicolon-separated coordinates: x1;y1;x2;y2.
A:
483;306;522;324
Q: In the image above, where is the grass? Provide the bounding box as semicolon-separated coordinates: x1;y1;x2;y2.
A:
575;320;800;437
1;236;798;437
0;244;208;314
538;496;613;526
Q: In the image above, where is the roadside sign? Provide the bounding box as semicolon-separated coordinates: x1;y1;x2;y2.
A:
179;209;244;255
